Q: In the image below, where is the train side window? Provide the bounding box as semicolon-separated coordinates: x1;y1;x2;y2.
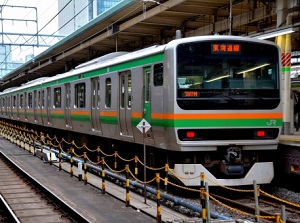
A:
75;83;86;108
120;75;125;109
28;92;33;108
2;98;5;115
13;95;16;108
7;96;10;109
54;87;61;108
92;78;100;109
41;90;45;108
128;74;132;108
37;91;41;108
34;90;37;109
154;63;163;86
20;94;23;108
105;78;111;108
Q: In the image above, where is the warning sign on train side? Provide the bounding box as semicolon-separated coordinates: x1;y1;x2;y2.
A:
136;119;151;133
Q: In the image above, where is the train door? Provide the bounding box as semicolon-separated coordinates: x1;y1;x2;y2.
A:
16;94;20;119
91;77;102;133
7;96;11;118
119;71;133;140
143;67;154;141
24;92;28;121
65;83;72;128
34;90;38;122
46;87;52;124
36;90;43;124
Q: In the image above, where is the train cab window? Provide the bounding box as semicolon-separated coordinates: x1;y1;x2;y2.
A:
28;92;33;108
20;94;23;108
75;83;85;108
54;87;61;108
105;78;111;108
154;63;163;86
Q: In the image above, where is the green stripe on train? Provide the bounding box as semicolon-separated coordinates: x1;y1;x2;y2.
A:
70;115;90;122
147;118;283;128
51;114;65;119
100;116;118;125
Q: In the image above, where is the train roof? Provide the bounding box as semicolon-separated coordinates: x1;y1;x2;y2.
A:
0;35;278;96
0;44;166;95
166;35;279;48
75;51;129;69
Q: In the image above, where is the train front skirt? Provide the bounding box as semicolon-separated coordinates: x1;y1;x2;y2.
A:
169;162;274;186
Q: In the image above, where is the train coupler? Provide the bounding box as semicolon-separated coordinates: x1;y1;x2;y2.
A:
220;161;244;175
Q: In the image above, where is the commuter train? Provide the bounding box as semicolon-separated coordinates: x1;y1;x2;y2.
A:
0;35;282;186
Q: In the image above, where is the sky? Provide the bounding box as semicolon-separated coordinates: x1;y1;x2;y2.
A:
0;0;59;61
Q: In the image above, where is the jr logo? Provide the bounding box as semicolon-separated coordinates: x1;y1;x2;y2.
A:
267;120;276;126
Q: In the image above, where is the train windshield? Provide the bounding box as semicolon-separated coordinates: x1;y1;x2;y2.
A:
176;40;280;110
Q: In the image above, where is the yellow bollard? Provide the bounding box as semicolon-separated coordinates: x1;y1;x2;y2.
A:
49;146;53;165
114;151;118;170
135;155;138;179
125;165;130;207
275;213;281;223
83;152;88;185
70;147;74;177
200;172;207;223
97;146;101;166
164;164;169;193
58;145;62;171
101;157;106;194
156;173;162;223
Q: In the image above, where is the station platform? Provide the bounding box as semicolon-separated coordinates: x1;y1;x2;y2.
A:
0;136;204;223
280;127;300;146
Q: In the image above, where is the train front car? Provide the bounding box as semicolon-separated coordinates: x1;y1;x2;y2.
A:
164;36;282;186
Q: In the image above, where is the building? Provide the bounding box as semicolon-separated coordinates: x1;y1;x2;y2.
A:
58;0;122;36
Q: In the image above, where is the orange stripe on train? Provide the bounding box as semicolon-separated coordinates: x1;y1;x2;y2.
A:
99;111;118;116
70;110;90;115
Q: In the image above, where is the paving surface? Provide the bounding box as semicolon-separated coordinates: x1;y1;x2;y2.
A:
0;136;198;223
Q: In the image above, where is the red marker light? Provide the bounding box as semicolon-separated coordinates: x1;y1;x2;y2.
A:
257;131;265;137
186;131;195;138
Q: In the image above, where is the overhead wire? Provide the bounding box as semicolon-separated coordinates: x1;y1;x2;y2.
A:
0;0;144;80
0;0;73;73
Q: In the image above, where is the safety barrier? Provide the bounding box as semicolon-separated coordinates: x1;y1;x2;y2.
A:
0;121;298;223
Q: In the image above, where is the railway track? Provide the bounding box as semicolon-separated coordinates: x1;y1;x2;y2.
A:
210;192;300;223
0;151;90;223
3;125;300;223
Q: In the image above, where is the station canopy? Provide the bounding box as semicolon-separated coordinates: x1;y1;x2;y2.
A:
1;0;298;91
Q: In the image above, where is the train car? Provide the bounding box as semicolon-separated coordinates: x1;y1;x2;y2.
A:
0;35;282;186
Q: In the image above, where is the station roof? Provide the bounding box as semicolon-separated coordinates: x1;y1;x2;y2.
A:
1;0;299;91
